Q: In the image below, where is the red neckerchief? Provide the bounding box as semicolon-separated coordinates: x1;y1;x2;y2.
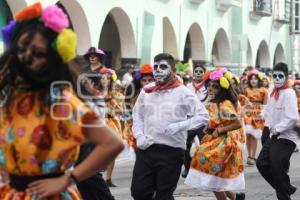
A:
144;78;182;93
270;81;290;101
192;80;205;93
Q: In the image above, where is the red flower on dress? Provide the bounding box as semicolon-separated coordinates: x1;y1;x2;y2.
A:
57;121;71;140
17;95;35;116
31;125;52;150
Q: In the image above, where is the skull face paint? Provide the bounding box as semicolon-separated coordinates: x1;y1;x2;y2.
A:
153;60;172;83
194;66;204;80
272;71;286;88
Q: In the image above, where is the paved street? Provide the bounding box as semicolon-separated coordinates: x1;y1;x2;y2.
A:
110;146;300;200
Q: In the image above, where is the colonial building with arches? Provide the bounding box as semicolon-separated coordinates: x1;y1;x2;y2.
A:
0;0;294;73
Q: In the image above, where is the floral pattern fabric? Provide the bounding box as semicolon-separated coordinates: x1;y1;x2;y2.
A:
244;87;268;130
190;100;244;179
0;87;98;199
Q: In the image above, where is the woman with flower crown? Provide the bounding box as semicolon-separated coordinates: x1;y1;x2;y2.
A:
0;3;123;199
243;70;268;165
96;67;124;187
185;68;245;200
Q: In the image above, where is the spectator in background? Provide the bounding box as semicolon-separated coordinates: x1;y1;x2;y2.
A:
83;47;106;88
122;64;135;87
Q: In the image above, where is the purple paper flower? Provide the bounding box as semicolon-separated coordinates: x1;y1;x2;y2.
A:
135;70;142;80
1;20;17;47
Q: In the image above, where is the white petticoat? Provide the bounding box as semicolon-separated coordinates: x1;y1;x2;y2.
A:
184;168;245;192
122;142;136;159
245;125;262;139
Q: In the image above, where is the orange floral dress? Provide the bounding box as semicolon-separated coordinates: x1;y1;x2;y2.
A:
0;87;98;199
244;87;268;139
296;90;300;114
104;91;123;135
122;95;139;153
185;100;245;191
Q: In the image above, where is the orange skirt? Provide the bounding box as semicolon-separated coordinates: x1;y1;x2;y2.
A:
106;117;122;137
0;184;81;200
190;132;244;179
122;120;137;150
244;104;264;130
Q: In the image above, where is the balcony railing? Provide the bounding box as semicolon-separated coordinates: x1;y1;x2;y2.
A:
251;0;272;17
216;0;242;11
273;0;291;24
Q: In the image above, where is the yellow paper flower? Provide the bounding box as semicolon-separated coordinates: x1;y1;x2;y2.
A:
56;29;77;63
224;71;232;81
257;72;264;81
112;73;117;82
220;77;230;89
234;76;240;84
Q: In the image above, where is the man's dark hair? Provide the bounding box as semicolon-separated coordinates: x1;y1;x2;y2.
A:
154;53;175;68
194;64;206;72
273;62;288;76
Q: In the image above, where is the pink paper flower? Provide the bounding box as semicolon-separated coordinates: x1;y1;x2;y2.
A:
219;67;227;73
209;70;223;80
42;5;69;33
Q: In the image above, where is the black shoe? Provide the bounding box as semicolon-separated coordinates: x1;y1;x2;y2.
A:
106;179;117;187
236;192;245;200
291;185;297;195
181;169;189;178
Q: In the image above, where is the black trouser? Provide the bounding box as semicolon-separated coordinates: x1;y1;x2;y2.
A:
77;173;115;200
75;143;115;200
131;144;184;200
256;136;297;200
261;126;270;145
183;126;205;170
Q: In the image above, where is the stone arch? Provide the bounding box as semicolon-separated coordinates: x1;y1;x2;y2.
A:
211;28;231;66
163;17;179;59
256;40;270;68
247;40;253;66
273;43;286;65
99;7;136;68
183;22;206;62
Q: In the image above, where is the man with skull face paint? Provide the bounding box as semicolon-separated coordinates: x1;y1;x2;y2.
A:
131;53;209;200
257;62;299;200
182;64;208;178
186;64;208;102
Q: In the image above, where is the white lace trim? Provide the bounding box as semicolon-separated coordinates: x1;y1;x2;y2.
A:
245;125;262;139
184;168;245;192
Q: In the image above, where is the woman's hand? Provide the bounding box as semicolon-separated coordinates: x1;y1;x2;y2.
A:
26;174;71;198
212;129;219;138
0;169;10;184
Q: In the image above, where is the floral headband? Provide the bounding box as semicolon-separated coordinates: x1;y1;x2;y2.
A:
209;68;232;89
134;64;153;79
233;76;241;84
1;2;77;63
100;67;117;82
247;69;264;81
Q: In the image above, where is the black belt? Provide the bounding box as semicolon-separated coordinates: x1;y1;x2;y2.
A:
10;173;64;191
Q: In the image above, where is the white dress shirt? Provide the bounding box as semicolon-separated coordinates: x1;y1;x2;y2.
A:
262;88;300;145
122;73;133;87
132;83;209;150
186;82;207;102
